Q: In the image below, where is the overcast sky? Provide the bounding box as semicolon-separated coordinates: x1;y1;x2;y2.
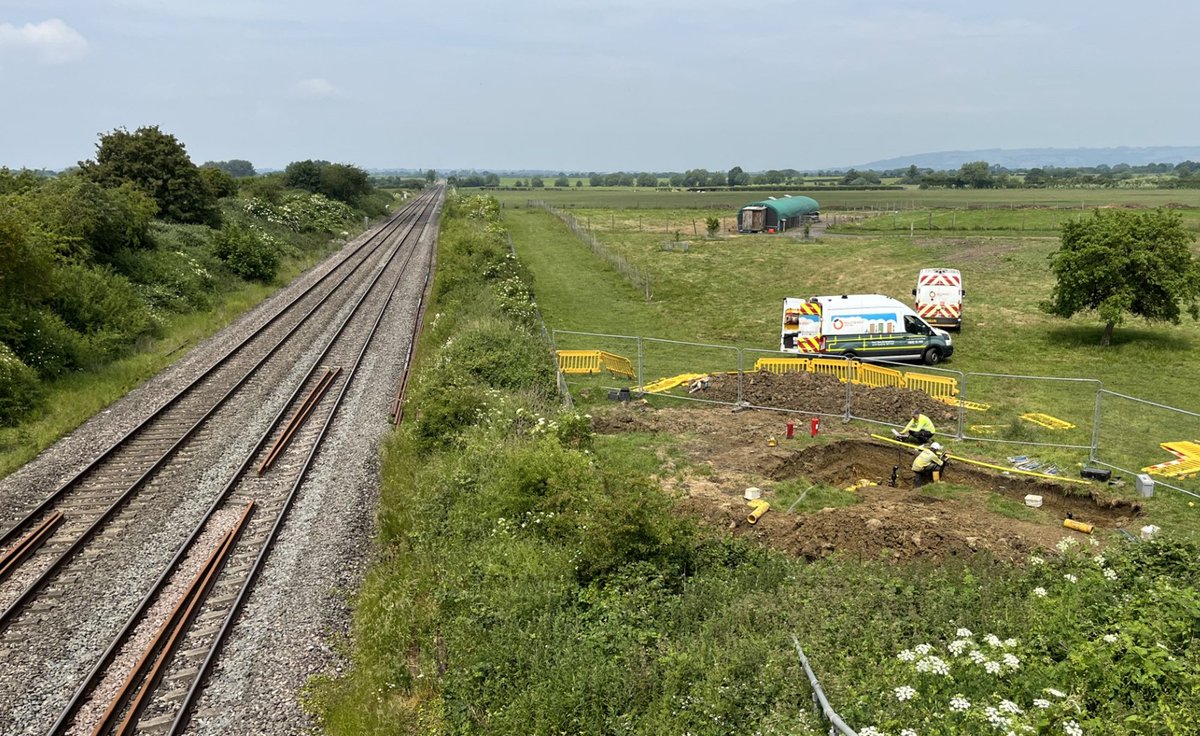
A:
2;1;1198;172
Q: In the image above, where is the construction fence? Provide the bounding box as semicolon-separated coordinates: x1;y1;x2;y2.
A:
552;329;1200;498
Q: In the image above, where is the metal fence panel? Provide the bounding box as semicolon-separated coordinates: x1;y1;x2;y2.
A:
960;373;1100;451
1093;389;1200;499
637;337;742;407
551;329;642;396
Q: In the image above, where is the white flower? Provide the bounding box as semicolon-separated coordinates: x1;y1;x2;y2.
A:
1056;537;1079;552
916;656;950;676
1030;555;1045;565
956;627;973;638
985;706;1009;728
1033;699;1052;709
1033;586;1048;598
999;699;1023;715
1002;653;1021;669
985;634;1003;647
1103;633;1118;643
859;728;884;736
1045;688;1067;698
1003;638;1018;648
894;685;918;702
1063;720;1083;736
984;660;1002;674
1064;574;1078;584
914;643;933;655
1103;568;1118;581
968;650;988;664
901;730;917;736
1088;536;1100;547
1092;554;1105;565
949;695;971;712
948;639;972;656
898;649;917;662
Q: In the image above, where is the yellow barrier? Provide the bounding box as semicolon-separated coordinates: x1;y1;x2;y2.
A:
1143;440;1200;479
1020;413;1075;430
904;372;959;400
598;351;636;379
555;350;635;379
855;363;905;389
936;395;992;412
556;350;602;375
642;373;708;394
809;358;858;384
754;357;811;374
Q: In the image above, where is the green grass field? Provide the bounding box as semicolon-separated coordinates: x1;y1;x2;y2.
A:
505;189;1200;531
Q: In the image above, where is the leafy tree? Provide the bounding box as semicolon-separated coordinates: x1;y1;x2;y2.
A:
1043;209;1200;345
574;179;583;187
727;166;749;187
199;166;237;199
635;172;657;188
425;169;437;182
554;176;569;187
243;173;285;204
79;126;218;226
202;159;256;177
589;174;604;187
957;160;994;189
530;176;544;188
705;216;720;236
283;160;327;192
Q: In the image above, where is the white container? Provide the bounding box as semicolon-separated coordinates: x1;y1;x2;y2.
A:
1024;494;1043;508
1135;474;1155;498
743;487;762;501
1140;524;1161;540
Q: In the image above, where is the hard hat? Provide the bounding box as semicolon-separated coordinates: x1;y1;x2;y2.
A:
930;442;943;451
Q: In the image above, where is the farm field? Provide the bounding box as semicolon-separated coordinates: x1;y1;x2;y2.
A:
503;189;1200;525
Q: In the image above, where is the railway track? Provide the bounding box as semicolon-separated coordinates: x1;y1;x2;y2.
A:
0;186;443;734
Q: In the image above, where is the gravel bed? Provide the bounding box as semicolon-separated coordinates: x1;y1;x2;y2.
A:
186;206;440;735
0;207;435;733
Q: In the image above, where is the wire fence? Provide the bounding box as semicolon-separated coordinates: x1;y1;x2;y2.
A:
552;329;1200;497
531;200;653;300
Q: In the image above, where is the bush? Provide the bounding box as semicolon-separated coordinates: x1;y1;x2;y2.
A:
111;240;218;312
211;223;279;282
0;341;42;424
439;318;554;393
50;264;158;360
6;309;87;378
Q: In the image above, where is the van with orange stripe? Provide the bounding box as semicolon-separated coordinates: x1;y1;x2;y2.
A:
780;294;954;365
912;268;963;330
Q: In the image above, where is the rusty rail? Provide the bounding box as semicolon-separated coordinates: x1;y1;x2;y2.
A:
88;502;254;736
0;511;64;583
257;367;341;474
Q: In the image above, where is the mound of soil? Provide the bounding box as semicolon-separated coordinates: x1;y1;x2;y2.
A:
592;403;1142;564
699;370;955;425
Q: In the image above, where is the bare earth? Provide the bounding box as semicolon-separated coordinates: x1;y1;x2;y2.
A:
594;402;1140;563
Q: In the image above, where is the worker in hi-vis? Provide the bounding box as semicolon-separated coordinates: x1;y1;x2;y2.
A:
912;441;948;488
894;409;935;445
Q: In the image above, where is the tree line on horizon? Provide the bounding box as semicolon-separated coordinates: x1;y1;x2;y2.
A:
440;160;1200;190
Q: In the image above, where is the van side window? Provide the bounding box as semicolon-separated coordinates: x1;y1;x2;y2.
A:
904;315;930;335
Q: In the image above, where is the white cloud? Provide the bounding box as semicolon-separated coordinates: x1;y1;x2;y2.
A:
0;19;89;64
291;77;341;99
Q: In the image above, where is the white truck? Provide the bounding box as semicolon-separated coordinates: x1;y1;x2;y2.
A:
912;268;963;330
780;294;954;365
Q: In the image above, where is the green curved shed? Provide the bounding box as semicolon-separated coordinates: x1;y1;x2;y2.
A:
738;195;820;233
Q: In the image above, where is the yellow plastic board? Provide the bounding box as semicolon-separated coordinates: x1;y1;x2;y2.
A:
1019;413;1076;430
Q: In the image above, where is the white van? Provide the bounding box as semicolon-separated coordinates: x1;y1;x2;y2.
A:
912;268;963;330
780;294;954;365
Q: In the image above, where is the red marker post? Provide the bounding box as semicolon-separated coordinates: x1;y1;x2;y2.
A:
810;417;820;437
785;420;795;439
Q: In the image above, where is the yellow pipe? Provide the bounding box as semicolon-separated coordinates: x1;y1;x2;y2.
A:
869;434;1090;485
1063;518;1094;534
747;499;770;524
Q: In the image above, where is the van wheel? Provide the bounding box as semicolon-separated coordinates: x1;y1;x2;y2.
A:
922;347;942;366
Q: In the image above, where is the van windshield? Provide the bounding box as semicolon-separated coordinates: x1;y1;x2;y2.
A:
904;315;931;335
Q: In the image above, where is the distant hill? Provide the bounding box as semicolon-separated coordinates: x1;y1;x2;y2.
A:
852;146;1200;171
